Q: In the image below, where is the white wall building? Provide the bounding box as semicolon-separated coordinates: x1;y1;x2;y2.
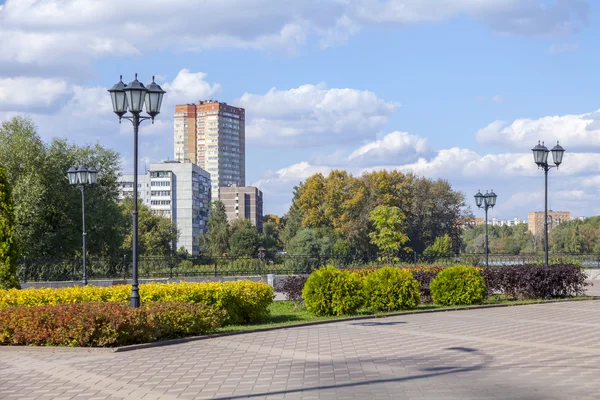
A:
118;161;211;255
490;217;527;227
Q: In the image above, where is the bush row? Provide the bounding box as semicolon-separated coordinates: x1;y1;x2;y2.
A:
0;302;225;347
301;266;423;316
283;264;587;316
0;280;274;324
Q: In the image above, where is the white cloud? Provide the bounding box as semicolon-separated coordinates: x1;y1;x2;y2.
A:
348;131;429;166
476;109;600;151
0;0;344;70
0;77;69;109
237;83;399;146
350;0;589;36
0;0;588;75
548;43;579;54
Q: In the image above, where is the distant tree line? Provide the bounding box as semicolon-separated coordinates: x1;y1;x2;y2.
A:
461;217;600;255
265;170;469;258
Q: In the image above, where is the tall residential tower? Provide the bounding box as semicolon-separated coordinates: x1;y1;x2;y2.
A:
174;101;245;200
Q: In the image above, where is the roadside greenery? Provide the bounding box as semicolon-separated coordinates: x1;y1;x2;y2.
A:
0;165;18;289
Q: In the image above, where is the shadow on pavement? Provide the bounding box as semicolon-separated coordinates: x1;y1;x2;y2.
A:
212;347;492;400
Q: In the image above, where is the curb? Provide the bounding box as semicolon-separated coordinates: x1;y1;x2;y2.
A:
2;297;597;354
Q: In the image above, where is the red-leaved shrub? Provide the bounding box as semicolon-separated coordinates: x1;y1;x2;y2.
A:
0;302;226;347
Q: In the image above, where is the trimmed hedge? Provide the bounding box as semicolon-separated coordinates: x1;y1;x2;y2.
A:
302;266;363;316
430;266;486;306
481;264;588;300
363;267;420;311
0;280;274;325
0;302;225;347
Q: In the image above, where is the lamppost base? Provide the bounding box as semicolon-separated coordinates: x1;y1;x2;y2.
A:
130;295;140;308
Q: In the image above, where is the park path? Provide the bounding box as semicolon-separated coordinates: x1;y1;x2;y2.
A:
3;300;600;399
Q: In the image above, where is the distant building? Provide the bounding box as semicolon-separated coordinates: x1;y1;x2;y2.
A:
118;161;211;255
461;217;485;228
528;211;571;236
219;185;263;233
174;101;245;201
491;217;527;227
461;217;527;228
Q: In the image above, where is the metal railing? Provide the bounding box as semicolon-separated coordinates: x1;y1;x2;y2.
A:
17;252;600;283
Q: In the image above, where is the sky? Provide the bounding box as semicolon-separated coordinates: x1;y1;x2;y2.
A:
0;0;599;220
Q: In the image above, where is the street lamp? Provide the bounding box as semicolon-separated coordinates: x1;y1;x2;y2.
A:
68;166;98;285
108;74;166;308
474;189;497;268
532;141;565;266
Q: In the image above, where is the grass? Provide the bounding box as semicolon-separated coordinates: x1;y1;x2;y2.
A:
218;296;595;333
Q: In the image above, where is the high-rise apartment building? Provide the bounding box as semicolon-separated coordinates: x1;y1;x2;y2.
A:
174;101;245;200
118;161;211;255
219;185;263;233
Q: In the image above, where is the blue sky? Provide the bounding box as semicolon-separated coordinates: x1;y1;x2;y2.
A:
0;0;599;219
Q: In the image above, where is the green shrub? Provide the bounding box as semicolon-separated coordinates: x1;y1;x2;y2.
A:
430;266;486;306
363;267;420;311
0;301;226;347
302;266;363;316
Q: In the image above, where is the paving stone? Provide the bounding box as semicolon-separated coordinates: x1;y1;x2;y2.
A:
3;301;600;399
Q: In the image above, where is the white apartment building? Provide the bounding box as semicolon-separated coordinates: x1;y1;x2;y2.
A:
490;217;528;227
118;161;211;255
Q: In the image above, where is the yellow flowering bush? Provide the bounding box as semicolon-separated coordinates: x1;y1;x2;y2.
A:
0;280;274;324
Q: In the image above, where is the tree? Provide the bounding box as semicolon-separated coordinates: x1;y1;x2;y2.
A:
368;205;409;263
0;165;19;289
120;198;178;256
295;174;328;228
405;178;468;252
228;219;261;257
424;234;453;257
0;115;126;259
281;186;302;247
286;228;321;258
203;200;230;257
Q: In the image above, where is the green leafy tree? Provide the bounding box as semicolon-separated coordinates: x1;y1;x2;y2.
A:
281;186;302;247
203;200;230;257
368;205;409;263
228;219;261;257
0;115;126;259
0;166;19;289
423;234;453;257
261;214;283;255
120;198;178;256
286;228;321;257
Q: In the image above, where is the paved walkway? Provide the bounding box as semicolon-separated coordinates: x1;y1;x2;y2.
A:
2;300;600;400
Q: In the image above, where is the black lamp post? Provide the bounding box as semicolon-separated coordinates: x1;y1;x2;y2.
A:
67;166;98;285
532;141;565;266
474;189;497;268
108;74;166;308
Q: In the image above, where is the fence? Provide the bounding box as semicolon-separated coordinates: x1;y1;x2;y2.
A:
17;253;600;283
